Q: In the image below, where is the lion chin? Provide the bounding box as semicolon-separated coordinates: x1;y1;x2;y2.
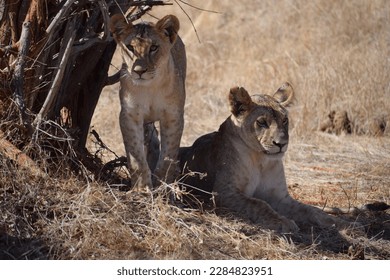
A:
263;151;285;159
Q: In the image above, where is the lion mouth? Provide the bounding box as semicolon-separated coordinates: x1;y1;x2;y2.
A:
132;74;154;82
132;76;152;85
263;150;285;158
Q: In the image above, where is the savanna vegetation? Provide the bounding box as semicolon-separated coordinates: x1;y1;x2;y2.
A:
1;0;389;259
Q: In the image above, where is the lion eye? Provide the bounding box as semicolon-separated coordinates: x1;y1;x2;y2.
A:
126;44;134;53
256;119;269;129
150;45;159;52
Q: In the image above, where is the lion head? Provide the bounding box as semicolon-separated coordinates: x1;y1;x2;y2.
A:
109;14;180;84
228;82;294;158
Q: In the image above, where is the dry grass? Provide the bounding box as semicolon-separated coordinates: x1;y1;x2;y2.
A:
1;0;390;259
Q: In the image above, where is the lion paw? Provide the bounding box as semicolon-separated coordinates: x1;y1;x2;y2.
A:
270;217;299;233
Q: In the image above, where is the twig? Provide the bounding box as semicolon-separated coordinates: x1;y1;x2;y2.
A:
129;1;172;7
174;0;201;43
34;120;74;142
125;1;173;22
101;156;128;172
12;21;32;133
33;18;77;127
45;0;75;34
128;5;153;22
105;70;121;86
98;0;110;41
177;0;221;14
90;129;120;158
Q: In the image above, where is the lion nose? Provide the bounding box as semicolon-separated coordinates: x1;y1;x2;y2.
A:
273;141;287;151
133;65;147;77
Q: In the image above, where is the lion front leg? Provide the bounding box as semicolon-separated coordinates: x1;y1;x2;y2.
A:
273;194;353;229
144;123;160;173
218;191;299;233
120;111;152;189
214;175;299;233
154;114;184;185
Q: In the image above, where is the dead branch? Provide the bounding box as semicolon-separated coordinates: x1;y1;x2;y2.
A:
33;17;77;127
101;156;128;174
45;0;75;35
98;0;110;41
0;130;45;178
12;21;31;133
176;0;220;14
174;0;200;43
126;0;173;22
90;128;120;158
105;70;121;86
129;1;172;7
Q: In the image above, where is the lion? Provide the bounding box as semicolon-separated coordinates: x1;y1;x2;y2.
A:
319;110;352;135
109;14;186;188
179;83;353;233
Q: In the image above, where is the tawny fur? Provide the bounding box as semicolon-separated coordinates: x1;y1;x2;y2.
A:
180;83;354;232
110;14;186;188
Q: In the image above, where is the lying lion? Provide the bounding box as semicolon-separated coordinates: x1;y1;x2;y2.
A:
179;83;354;233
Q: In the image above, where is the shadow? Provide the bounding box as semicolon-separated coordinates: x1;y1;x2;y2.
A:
359;211;390;240
210;207;360;258
0;232;49;260
289;226;353;256
289;211;390;259
283;211;390;259
192;198;390;259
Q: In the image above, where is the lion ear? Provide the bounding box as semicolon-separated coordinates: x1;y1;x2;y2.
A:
156;15;180;44
109;14;132;42
272;82;294;107
229;86;253;117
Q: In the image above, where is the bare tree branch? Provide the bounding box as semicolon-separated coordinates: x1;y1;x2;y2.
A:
174;0;201;43
12;21;31;132
45;0;76;35
33;18;77;127
127;1;172;22
177;0;220;14
0;130;46;178
98;0;110;41
105;70;121;86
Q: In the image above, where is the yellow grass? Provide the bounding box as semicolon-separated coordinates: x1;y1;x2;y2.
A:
1;0;389;259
